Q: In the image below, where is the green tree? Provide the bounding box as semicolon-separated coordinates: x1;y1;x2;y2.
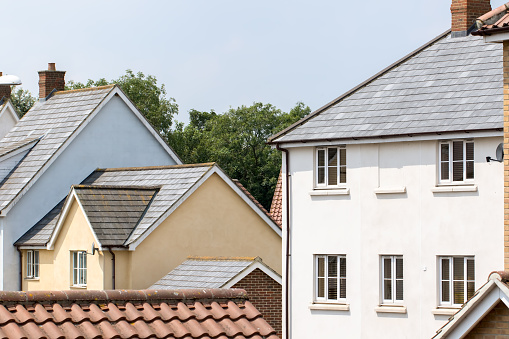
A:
168;102;310;210
9;87;36;117
66;70;177;135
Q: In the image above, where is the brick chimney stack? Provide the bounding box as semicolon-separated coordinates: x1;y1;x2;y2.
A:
38;63;66;99
451;0;491;37
0;73;11;101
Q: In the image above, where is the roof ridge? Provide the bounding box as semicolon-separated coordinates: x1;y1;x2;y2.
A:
186;256;258;261
0;289;248;306
73;184;161;190
268;29;452;143
53;84;116;95
95;163;216;172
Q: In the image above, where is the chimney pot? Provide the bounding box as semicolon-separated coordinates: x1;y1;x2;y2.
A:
451;0;492;37
38;63;66;99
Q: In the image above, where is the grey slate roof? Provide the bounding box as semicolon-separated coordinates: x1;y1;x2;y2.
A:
74;186;158;246
16;164;214;247
0;86;115;211
150;257;258;289
270;31;504;143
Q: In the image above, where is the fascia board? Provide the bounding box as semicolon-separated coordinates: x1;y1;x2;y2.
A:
127;166;215;249
47;189;103;251
222;261;282;288
112;88;182;165
434;280;497;338
17;246;47;250
1;87;116;216
0;139;39;163
276;130;503;149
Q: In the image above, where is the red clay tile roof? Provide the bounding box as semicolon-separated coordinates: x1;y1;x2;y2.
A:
472;3;509;35
232;179;280;229
269;171;282;228
0;289;279;339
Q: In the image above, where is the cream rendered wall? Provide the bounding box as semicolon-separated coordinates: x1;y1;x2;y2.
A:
287;136;504;339
22;199;106;291
130;173;282;289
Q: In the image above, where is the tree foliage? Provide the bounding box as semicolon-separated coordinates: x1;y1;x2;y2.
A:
66;70;177;135
9;87;36;118
167;102;310;210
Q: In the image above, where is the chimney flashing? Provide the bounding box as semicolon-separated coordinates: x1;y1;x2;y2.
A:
451;0;492;37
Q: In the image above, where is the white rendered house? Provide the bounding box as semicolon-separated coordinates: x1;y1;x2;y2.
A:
269;1;504;338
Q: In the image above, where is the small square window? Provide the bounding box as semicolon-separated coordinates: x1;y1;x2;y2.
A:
439;256;474;307
72;251;87;287
439;140;474;184
316;147;346;188
315;255;346;302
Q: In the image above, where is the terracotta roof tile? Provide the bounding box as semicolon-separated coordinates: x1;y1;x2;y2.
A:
269;170;283;227
0;289;279;339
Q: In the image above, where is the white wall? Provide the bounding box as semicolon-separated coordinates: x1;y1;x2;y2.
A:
287;136;503;339
3;95;177;290
0;105;18;140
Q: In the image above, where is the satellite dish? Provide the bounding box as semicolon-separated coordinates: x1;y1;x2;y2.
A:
0;74;22;86
487;143;504;162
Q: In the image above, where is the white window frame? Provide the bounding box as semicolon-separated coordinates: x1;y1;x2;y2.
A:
314;255;346;303
380;255;403;305
315;146;346;188
438;140;474;184
26;250;39;279
439;256;475;307
72;251;87;287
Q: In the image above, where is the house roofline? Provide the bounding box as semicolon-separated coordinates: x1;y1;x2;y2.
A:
267;29;452;144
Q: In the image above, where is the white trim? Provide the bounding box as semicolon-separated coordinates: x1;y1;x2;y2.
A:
275;131;502;148
47;188;103;251
374;187;406;194
222;260;282;288
128;165;282;249
309;303;349;311
431;185;478;193
484;32;509;43
0;139;39;164
309;188;350;196
1;86;181;215
18;246;46;250
0;100;20;122
375;305;407;314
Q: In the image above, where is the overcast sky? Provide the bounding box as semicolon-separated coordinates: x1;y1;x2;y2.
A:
2;0;507;124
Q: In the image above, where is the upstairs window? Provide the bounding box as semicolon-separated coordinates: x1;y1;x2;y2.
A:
381;255;403;304
316;147;346;187
26;250;39;279
72;251;87;287
315;255;346;303
439;256;475;307
439;140;474;184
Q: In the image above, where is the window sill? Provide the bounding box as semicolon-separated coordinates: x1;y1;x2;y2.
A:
70;285;87;289
309;303;350;311
431;185;477;193
374;187;406;194
24;277;39;281
375;305;407;314
432;307;460;316
309;188;350;196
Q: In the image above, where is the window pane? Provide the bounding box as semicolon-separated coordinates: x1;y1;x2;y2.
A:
441;162;449;181
466;142;474;161
328;148;338;166
442;281;450;302
453;161;464;181
384;280;392;300
318;257;325;277
318;150;325;167
453;258;464;280
466;161;474;179
339;258;346;278
453;141;463;161
328;278;338;300
441;144;449;162
467;259;475;281
442;258;450;280
383;258;392;279
328;167;338;186
318;168;325;184
396;280;403;301
340;278;346;299
396;258;403;279
340;148;346;166
340;167;346;184
328;256;338;277
453;281;464;304
318;278;325;298
467;282;475;300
